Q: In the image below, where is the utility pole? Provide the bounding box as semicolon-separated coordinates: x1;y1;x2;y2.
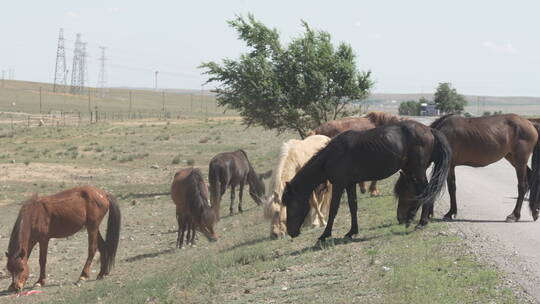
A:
154;71;158;91
162;91;165;112
97;46;107;98
39;87;42;113
53;28;67;92
129;90;132;114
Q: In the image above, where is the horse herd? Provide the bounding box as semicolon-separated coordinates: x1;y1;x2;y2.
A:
4;111;540;294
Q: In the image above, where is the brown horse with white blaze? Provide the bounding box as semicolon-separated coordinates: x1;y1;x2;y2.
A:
428;114;540;222
5;186;121;292
171;167;218;248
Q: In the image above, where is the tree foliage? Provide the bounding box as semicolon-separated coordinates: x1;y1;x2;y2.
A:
398;100;421;116
433;82;467;114
200;15;373;137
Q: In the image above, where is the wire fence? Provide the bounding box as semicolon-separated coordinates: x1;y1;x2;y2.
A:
0;80;227;130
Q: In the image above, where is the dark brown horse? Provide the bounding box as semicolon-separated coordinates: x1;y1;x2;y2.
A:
209;150;271;217
171;167;218;248
5;186;121;292
308;112;407;196
283;120;452;241
424;114;540;222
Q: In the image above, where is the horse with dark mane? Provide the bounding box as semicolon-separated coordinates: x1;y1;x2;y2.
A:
307;111;408;196
282;120;452;241
171;167;218;248
5;186;121;292
209;150;271;217
425;113;540;222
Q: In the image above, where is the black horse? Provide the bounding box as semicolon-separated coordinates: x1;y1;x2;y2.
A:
209;150;271;218
282;120;452;241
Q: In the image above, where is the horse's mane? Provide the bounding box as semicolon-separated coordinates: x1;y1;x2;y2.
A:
268;139;299;198
430;113;456;129
7;194;38;258
365;111;404;127
185;168;211;217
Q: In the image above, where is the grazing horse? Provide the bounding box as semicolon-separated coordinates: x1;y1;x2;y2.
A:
308;111;408;196
209;150;271;217
5;186;121;292
427;114;540;222
263;135;332;239
282;120;452;241
171;167;218;248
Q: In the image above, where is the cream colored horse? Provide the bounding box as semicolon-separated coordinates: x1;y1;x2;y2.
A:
263;135;332;238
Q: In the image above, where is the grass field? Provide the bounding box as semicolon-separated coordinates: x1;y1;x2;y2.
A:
0;111;527;303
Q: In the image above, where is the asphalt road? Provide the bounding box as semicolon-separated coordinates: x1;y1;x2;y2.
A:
438;159;540;302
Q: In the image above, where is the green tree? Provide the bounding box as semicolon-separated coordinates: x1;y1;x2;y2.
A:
200;15;373;138
398;100;421;115
433;82;468;114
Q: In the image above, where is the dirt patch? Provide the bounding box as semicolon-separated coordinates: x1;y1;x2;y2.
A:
0;162;108;184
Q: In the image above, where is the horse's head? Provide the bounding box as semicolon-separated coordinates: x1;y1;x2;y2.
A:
282;182;310;238
200;208;218;242
5;249;29;292
264;191;287;239
249;170;272;205
395;171;427;226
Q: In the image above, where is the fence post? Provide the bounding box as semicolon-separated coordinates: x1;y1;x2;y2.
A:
27;115;30;128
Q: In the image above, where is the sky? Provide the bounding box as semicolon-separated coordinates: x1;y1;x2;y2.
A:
1;0;539;96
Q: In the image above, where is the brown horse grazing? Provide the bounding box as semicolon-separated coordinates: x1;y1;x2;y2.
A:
5;186;121;292
209;150;272;217
426;114;540;222
171;167;218;248
307;111;407;196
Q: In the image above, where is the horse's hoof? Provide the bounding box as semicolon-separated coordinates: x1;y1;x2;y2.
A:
415;223;427;230
370;191;380;197
533;210;539;221
33;282;43;288
442;215;454;221
505;214;519;222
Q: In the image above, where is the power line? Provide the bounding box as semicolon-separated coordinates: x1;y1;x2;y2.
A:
69;34;88;95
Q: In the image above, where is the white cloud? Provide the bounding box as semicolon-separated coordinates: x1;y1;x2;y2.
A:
369;33;382;40
482;41;518;54
65;11;79;18
107;7;121;13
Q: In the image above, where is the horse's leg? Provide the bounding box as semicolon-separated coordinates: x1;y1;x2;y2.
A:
506;155;528;222
35;239;49;287
176;213;184;248
443;166;457;220
311;190;326;227
369;181;380;197
185;219;192;246
177;217;188;248
78;227;98;282
319;185;344;241
238;181;245;213
358;182;366;194
344;184;359;238
229;185;236;216
190;222;197;246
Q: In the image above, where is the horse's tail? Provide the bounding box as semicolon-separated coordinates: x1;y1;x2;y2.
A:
421;128;452;206
103;193;121;274
208;162;221;219
528;123;540;219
